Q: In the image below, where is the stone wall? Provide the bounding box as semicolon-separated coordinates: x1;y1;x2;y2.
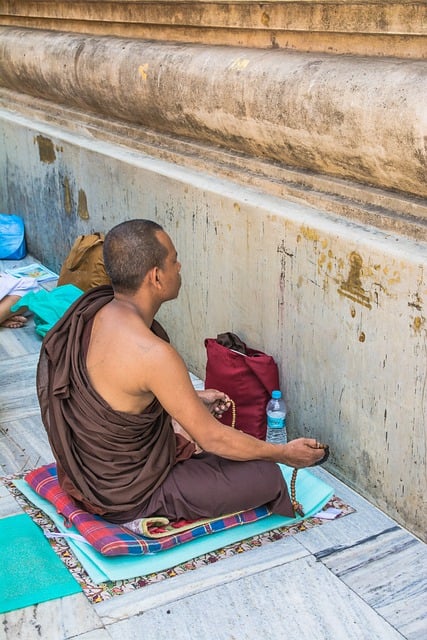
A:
0;1;426;540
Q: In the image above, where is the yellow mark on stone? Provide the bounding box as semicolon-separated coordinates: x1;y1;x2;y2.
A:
261;12;270;27
35;135;56;163
358;332;366;342
138;64;149;81
228;58;250;71
63;176;72;215
233;202;240;211
77;189;89;220
300;225;319;242
413;316;424;332
338;251;372;309
388;273;401;286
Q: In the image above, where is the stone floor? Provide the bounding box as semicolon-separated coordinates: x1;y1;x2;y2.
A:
0;256;426;640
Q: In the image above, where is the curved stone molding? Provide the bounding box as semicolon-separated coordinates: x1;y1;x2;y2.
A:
0;1;425;59
1;27;425;198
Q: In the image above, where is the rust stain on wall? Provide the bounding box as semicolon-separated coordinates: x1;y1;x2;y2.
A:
261;11;270;26
35;135;56;163
412;316;425;333
338;251;372;309
300;225;319;242
77;189;89;220
63;176;72;215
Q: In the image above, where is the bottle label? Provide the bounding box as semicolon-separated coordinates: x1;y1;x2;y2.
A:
267;415;286;429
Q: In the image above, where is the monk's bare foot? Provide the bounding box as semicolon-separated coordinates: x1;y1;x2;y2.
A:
0;315;28;329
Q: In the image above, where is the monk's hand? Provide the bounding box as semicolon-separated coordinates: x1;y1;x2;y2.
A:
280;437;329;469
197;389;231;418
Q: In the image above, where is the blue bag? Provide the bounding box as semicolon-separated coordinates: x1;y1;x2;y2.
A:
0;214;27;259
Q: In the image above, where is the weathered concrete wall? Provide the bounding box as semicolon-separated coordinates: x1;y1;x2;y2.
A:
0;0;425;59
0;111;426;541
0;28;426;199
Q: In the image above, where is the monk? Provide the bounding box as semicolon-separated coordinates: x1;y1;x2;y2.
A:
37;219;326;526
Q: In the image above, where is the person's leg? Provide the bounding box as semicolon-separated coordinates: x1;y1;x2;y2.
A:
139;453;294;521
0;295;28;328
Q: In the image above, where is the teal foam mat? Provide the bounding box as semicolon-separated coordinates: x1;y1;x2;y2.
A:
0;512;81;613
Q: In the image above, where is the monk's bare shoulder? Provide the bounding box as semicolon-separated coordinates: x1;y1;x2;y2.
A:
86;301;178;413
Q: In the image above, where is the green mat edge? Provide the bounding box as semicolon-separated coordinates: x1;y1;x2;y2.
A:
0;512;82;614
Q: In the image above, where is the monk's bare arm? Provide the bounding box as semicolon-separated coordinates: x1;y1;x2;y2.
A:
139;340;325;468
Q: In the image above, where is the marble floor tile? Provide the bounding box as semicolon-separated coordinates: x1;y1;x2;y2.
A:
66;629;113;640
0;593;104;640
0;322;42;360
318;526;427;640
105;555;405;640
0;482;23;517
296;466;399;553
0;415;52;475
96;535;309;623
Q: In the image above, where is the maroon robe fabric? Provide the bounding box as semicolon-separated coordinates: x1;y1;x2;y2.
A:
37;286;194;522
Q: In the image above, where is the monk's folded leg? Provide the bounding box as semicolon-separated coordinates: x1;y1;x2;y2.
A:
139;452;294;521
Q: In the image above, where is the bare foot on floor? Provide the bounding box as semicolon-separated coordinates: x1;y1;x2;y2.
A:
0;315;28;328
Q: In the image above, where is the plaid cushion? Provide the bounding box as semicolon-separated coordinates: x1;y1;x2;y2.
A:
24;463;271;556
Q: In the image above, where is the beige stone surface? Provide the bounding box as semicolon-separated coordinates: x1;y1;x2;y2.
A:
0;1;425;58
0;28;426;199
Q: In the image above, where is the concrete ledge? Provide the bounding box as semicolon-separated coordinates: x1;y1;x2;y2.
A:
1;88;426;240
0;27;426;199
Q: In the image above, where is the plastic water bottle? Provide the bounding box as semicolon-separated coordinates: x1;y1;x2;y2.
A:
266;390;287;444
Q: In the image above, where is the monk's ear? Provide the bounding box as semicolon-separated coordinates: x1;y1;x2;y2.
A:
147;266;162;289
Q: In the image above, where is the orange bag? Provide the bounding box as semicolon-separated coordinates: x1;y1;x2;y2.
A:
57;233;111;292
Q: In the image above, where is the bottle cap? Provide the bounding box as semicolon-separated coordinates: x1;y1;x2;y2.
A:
271;390;282;399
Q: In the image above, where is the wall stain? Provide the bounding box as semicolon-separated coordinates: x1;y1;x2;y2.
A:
338;251;372;309
35;135;56;163
138;64;149;81
300;225;319;242
261;11;270;26
412;316;425;333
77;189;89;220
63;176;73;215
408;292;423;312
229;58;250;71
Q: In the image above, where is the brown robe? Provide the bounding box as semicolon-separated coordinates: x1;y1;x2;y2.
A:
37;286;293;524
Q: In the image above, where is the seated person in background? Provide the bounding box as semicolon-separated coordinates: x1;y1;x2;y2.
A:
0;273;40;328
37;219;325;526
